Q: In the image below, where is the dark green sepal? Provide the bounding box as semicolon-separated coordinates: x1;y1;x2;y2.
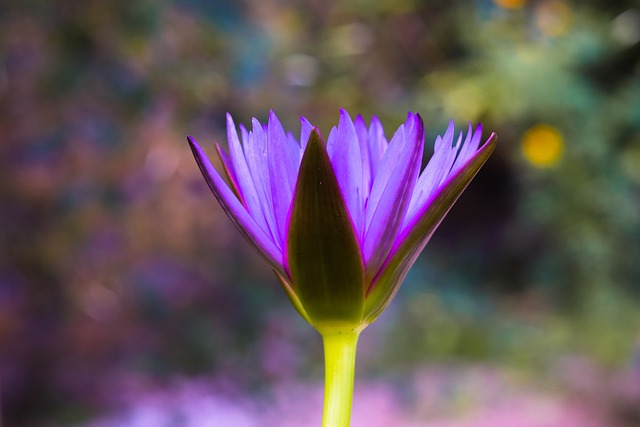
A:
287;129;365;327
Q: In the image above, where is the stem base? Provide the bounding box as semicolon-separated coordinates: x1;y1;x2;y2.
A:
321;329;360;427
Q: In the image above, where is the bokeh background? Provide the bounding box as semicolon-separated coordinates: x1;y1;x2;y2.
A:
1;0;640;426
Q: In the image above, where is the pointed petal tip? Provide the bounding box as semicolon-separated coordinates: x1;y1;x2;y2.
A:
187;135;199;149
354;114;367;128
339;110;359;131
403;113;424;147
268;110;283;129
405;111;417;124
414;113;425;132
407;111;420;124
339;108;353;123
214;141;226;152
188;136;213;173
484;132;498;147
442;119;455;142
251;117;262;132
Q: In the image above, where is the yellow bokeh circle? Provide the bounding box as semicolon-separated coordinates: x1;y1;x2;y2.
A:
521;124;564;167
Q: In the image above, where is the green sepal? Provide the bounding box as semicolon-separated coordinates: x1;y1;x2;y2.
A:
363;133;498;323
287;129;365;328
274;270;312;324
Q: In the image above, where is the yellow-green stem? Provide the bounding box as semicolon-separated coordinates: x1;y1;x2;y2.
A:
321;329;360;427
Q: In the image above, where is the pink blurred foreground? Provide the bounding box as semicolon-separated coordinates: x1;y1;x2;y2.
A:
84;363;637;427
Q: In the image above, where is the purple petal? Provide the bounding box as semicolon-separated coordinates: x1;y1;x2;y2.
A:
363;114;424;280
325;126;338;156
403;134;496;250
239;123;250;145
363;132;497;321
365;124;404;227
225;114;270;235
244;119;281;249
354;114;372;203
214;143;242;203
267;111;298;246
325;109;364;236
367;115;388;179
404;120;459;227
299;116;313;159
452;123;483;171
188;136;283;272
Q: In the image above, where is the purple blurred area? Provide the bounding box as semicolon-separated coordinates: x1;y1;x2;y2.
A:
1;0;640;425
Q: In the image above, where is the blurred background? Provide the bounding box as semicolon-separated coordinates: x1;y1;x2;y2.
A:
1;0;640;426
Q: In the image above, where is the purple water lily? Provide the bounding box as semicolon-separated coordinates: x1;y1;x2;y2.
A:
188;109;496;330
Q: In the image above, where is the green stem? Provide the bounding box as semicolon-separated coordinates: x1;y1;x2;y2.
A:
321;328;360;427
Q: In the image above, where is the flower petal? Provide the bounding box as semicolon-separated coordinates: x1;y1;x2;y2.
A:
404;120;459;227
214;143;242;203
299;116;313;160
453;123;483;171
363;133;497;323
363;114;424;281
243;120;282;249
367;115;388;178
325;109;364;237
354;114;372;202
287;129;365;326
225;114;270;235
267;111;299;247
188;136;283;273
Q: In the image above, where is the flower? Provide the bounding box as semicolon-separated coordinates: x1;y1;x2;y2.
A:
188;110;496;331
